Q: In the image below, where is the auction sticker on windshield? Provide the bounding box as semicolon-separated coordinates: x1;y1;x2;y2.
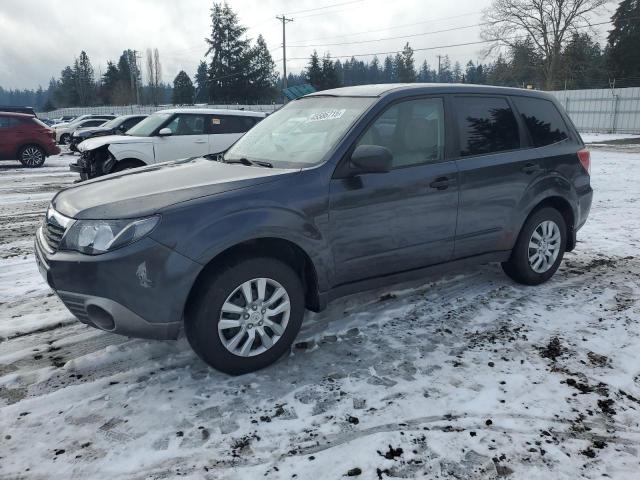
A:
307;109;346;122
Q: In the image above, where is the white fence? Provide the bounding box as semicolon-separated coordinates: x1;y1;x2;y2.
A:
548;87;640;134
38;104;282;119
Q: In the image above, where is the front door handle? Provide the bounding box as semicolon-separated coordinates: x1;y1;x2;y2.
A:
522;162;541;174
194;140;207;144
429;176;452;190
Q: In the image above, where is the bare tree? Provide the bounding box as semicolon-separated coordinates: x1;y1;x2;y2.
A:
482;0;609;89
153;48;162;104
145;48;154;104
145;48;163;105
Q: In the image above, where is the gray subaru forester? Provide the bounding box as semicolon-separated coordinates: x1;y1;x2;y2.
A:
35;84;592;374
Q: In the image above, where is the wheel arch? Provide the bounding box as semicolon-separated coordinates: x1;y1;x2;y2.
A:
184;237;322;325
522;195;576;251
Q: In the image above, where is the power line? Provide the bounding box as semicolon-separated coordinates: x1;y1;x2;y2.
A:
290;11;483;43
286;18;630;61
288;22;494;48
283;0;366;16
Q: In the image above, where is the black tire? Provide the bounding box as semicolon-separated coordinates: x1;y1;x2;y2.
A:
185;257;305;375
502;207;567;285
112;159;145;173
18;145;46;168
59;133;71;145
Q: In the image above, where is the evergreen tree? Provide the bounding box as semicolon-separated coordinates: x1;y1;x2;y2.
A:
249;35;278;101
607;0;640;80
194;60;209;102
306;51;323;89
55;66;78;107
561;33;606;88
101;61;120;104
452;61;463;83
205;2;252;102
438;55;453;82
320;54;341;90
397;43;416;82
369;56;381;83
382;55;395;83
172;70;195;104
73;51;96;106
418;60;434;82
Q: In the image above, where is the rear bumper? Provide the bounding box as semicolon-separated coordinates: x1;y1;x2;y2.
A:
35;228;202;340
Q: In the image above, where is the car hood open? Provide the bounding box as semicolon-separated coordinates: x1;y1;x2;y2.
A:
78;134;153;152
52;157;295;219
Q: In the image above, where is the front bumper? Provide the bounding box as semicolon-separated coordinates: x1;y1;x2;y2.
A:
35;226;202;340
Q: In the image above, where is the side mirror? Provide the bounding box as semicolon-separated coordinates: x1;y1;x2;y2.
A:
349;144;392;174
158;127;173;136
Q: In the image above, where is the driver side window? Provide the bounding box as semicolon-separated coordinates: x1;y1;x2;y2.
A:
164;114;206;136
357;98;445;168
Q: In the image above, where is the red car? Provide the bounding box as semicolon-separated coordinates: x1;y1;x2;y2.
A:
0;112;60;167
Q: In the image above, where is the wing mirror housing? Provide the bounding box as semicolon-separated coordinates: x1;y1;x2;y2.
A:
349;144;392;174
158;127;173;136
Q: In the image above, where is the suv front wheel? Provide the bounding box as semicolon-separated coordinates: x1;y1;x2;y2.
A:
502;207;567;285
186;257;305;374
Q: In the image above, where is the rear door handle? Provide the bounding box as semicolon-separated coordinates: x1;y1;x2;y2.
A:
194;140;207;144
522;162;541;174
429;176;452;190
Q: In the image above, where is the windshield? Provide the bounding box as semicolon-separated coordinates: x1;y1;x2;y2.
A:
126;113;172;137
225;96;375;168
101;117;122;129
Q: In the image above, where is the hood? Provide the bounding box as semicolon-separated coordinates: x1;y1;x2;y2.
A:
52;157;296;219
74;126;114;138
78;134;152;152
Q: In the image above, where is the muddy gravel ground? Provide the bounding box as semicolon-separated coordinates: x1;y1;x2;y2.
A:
0;146;639;479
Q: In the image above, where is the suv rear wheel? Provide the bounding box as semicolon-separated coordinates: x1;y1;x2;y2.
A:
502;207;567;285
185;257;305;374
19;145;46;168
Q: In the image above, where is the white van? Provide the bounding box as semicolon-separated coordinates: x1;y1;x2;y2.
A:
72;108;266;179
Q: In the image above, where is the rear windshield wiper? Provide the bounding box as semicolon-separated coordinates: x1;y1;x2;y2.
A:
224;157;273;168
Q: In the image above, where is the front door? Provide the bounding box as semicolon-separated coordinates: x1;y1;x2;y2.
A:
328;97;459;286
153;113;209;163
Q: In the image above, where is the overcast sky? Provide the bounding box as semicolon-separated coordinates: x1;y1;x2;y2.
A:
0;0;619;90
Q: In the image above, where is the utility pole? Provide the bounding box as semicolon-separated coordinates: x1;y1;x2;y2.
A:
276;14;294;93
437;55;442;82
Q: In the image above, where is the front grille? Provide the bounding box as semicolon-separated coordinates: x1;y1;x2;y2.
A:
44;221;65;251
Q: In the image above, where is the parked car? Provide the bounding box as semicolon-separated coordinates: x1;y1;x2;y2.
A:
35;84;592;374
0;112;60;167
0;105;38;117
69;115;147;152
72;108;265;179
54;117;114;145
52;115;77;124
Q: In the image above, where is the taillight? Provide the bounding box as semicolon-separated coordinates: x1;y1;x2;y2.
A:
577;148;590;175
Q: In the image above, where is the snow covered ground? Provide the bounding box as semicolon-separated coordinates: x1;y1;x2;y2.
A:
579;132;640;144
1;144;639;479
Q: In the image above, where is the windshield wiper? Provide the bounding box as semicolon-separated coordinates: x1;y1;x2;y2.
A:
224;157;273;168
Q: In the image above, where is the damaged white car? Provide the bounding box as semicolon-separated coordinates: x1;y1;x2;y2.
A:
71;108;266;180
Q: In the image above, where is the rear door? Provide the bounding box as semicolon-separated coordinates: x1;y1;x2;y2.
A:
153;113;209;162
0;116;12;158
207;115;259;154
329;97;459;285
452;95;536;258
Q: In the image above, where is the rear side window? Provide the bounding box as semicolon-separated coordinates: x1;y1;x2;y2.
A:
0;117;24;128
209;116;259;134
454;96;520;157
512;97;569;147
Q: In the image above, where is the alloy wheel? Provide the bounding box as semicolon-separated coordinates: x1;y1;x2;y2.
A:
217;277;291;357
21;147;44;167
528;220;561;273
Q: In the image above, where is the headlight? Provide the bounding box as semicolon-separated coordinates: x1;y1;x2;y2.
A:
60;216;160;255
